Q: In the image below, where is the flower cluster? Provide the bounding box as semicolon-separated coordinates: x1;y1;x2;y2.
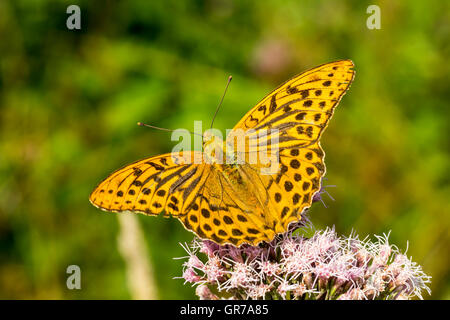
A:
177;227;431;300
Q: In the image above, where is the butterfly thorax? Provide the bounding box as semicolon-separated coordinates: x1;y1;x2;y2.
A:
202;132;237;165
202;133;222;164
203;132;248;194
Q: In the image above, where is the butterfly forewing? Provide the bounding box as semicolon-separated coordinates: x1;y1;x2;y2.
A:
178;167;277;246
89;152;207;216
231;60;355;132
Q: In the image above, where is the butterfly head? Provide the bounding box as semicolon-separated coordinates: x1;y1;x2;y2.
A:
202;131;224;163
202;130;216;144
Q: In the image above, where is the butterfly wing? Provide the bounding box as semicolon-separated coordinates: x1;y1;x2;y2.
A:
89;151;211;217
226;60;355;235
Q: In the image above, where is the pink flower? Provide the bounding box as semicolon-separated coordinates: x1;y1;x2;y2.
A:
196;285;218;300
277;280;301;299
242;245;264;262
248;283;273;300
257;260;280;277
187;255;204;269
204;256;226;283
183;267;202;283
222;262;258;290
178;227;431;300
200;240;220;258
338;288;365;300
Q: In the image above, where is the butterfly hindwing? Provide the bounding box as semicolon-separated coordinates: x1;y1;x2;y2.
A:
180;166;277;246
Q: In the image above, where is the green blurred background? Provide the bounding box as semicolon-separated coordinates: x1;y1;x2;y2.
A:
0;0;448;299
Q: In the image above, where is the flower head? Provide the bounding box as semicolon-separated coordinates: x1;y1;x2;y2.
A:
177;227;431;300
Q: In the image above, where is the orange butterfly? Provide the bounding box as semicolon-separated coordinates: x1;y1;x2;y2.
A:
90;60;355;246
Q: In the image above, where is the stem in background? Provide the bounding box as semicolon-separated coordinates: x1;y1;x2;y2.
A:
117;214;158;299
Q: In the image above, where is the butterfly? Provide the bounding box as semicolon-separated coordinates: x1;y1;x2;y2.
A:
90;60;355;246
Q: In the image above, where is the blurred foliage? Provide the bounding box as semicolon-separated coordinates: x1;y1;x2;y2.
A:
0;0;448;299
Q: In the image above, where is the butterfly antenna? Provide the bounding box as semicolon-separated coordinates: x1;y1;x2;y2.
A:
137;122;203;137
210;75;232;129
